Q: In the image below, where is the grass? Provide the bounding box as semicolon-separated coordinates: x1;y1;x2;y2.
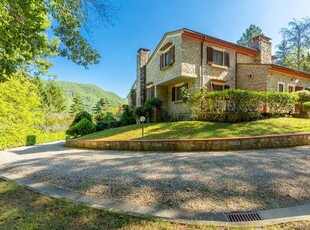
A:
0;179;309;230
77;118;310;141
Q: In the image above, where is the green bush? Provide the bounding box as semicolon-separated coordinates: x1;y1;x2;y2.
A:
119;105;136;126
303;102;310;113
0;132;66;150
135;106;146;118
66;118;95;137
71;111;92;126
189;89;298;122
95;120;119;131
266;92;298;114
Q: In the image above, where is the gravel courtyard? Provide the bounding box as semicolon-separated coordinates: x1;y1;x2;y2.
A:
1;141;309;213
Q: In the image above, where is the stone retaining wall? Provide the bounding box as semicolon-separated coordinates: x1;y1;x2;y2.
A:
65;133;310;152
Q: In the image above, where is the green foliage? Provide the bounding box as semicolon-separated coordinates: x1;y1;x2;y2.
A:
0;75;44;149
71;111;92;126
119;105;136;126
66;118;95;137
266;92;298;114
56;81;126;113
0;0;116;79
95;120;119;132
303;102;310;113
70;94;85;116
26;135;37;146
45;80;67;113
92;98;111;121
189;89;298;122
280;17;310;70
135;106;146;117
144;98;163;114
237;24;263;47
295;90;310;103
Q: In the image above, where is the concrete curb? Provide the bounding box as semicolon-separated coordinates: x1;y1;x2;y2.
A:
1;169;309;227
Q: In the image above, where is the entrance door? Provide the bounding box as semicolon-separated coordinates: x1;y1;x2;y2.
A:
288;85;295;93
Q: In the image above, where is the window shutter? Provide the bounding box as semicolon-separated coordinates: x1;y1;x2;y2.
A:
151;86;155;98
207;47;213;64
143;88;147;104
160;54;163;70
172;87;176;101
295;86;303;91
224;52;230;67
170;46;175;64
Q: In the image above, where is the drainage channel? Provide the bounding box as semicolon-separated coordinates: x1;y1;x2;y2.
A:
226;211;262;222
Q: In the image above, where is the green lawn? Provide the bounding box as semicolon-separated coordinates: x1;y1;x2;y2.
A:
1;179;309;230
78;118;310;141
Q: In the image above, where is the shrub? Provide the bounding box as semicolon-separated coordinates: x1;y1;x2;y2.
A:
119;105;136;126
95;120;119;131
135;106;146;118
294;90;310;113
303;102;310;113
71;111;92;126
266;92;298;114
66;118;95;137
26;135;36;146
189;89;298;122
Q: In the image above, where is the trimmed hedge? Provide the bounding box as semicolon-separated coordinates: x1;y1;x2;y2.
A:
191;89;299;122
0;132;66;150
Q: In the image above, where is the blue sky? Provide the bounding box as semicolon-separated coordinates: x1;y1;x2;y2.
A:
48;0;310;98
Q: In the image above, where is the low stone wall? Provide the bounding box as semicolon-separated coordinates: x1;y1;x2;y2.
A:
65;133;310;152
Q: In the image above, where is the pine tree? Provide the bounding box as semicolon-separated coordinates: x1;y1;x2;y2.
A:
45;80;67;113
70;94;84;116
237;24;263;47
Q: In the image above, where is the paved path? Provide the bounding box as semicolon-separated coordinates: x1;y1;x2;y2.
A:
0;142;310;226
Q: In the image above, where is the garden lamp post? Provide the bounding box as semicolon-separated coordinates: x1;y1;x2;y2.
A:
139;116;146;137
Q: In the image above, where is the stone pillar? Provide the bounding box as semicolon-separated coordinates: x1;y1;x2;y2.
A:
250;35;272;64
136;48;150;107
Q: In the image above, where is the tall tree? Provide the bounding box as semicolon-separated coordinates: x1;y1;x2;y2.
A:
280;17;310;70
237;24;263;47
69;94;84;116
0;0;116;80
45;80;67;113
275;38;296;68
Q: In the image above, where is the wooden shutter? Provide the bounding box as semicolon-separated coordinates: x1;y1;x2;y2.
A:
160;54;163;70
172;87;176;101
170;46;175;64
295;86;303;92
143;88;147;104
207;47;213;64
151;86;155;98
224;52;230;67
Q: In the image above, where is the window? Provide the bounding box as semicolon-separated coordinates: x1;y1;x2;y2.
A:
146;86;155;100
160;46;175;70
207;47;230;67
278;82;285;92
211;83;230;91
213;50;224;66
288;84;295;93
172;83;188;101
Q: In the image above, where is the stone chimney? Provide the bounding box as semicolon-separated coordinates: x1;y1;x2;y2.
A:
250;35;272;64
136;48;150;106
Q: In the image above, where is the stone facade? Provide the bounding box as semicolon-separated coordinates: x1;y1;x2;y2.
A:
136;48;150;106
129;29;310;120
237;64;269;91
267;71;310;92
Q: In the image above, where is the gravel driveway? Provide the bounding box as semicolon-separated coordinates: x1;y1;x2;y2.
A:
1;141;309;213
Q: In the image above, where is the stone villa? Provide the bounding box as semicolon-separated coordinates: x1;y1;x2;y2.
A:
128;28;310;120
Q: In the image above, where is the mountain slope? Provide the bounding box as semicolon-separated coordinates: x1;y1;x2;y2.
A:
55;81;127;112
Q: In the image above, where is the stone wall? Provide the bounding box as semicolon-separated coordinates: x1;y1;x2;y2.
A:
267;71;310;92
237;64;269;91
146;34;182;86
66;132;310;152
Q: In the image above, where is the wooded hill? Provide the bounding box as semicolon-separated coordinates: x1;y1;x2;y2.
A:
55;81;127;112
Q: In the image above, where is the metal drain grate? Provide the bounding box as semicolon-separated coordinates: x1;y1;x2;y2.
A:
226;212;261;222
